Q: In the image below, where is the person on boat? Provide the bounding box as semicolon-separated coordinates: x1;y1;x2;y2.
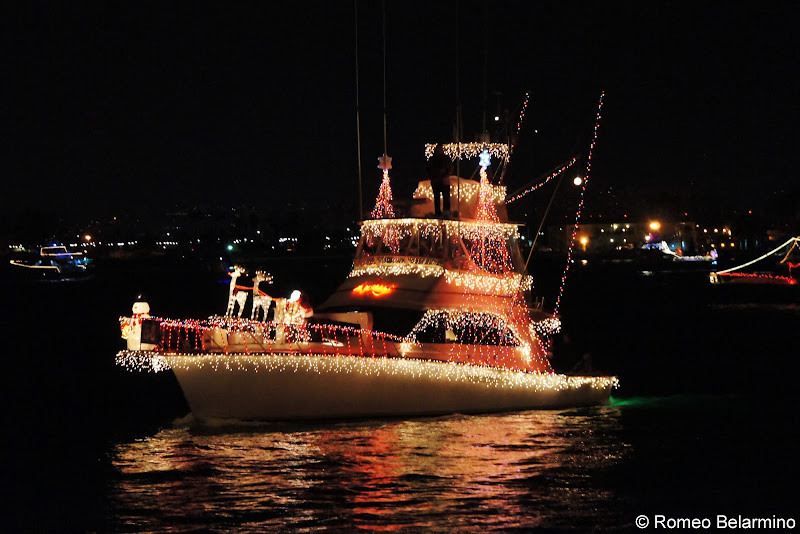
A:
426;144;453;217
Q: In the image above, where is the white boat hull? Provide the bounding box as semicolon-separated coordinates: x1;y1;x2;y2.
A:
154;352;617;421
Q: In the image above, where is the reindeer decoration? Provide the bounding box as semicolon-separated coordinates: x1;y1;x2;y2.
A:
225;265;249;317
251;271;274;321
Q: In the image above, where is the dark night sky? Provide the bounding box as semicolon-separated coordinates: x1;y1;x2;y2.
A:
2;1;797;226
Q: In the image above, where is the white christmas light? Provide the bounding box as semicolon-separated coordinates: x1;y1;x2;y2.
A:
116;350;619;393
425;143;509;161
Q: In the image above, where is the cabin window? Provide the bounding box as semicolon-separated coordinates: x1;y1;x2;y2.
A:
452;314;519;346
410;312;519;346
413;321;445;343
452;323;518;346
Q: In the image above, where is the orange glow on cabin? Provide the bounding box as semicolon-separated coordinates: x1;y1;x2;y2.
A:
352;282;396;298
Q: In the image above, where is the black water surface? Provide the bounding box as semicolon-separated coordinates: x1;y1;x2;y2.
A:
3;257;798;532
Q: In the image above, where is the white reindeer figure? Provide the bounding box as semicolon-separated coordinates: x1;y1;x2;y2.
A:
225;265;248;317
251;271;274;321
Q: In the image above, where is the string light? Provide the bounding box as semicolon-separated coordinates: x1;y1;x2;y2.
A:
349;260;444;279
413;181;507;204
400;309;546;372
444;270;532;295
425;142;509;161
507;91;530;162
715;236;799;275
369;162;401;252
710;272;797;285
119;315;407;355
514;94;529;138
554;91;605;316
370;168;395;220
348;261;530;296
118;301;556;378
117;350;619;394
360;218;521;242
468;151;513;274
530;317;562;337
506;158;578;204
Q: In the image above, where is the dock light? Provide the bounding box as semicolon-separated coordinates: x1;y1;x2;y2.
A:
494;115;500;121
573;176;583;186
84;234;92;241
649;221;661;231
579;236;588;251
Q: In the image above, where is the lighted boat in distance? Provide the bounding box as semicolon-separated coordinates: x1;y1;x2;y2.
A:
117;143;618;422
709;236;799;286
9;245;93;281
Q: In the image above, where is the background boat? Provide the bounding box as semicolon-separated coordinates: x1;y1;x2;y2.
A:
7;244;93;282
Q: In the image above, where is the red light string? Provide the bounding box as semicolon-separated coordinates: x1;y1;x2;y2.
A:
716;272;797;285
499;92;531;185
509;92;530;159
469;161;513;274
506;157;578;204
370;169;395;219
554;91;605;316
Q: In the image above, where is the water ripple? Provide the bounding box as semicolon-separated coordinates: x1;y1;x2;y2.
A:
108;407;631;531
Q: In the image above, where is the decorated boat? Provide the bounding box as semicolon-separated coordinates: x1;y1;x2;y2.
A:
116;142;619;422
9;245;93;282
709;236;800;286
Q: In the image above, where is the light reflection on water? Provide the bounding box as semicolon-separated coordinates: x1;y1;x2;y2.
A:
109;407;630;532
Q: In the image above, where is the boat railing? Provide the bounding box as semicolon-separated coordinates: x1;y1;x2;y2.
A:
353;255;445;268
350;251;532;284
152;316;405;357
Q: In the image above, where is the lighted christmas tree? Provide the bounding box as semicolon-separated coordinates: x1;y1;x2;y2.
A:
369;154;399;252
370;155;395;219
469;150;513;274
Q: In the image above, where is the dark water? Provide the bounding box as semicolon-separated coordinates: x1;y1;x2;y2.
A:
4;257;799;532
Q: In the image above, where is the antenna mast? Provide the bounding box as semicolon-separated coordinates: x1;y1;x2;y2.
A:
481;1;488;139
371;0;394;219
455;0;461;220
382;0;388;157
354;0;363;220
